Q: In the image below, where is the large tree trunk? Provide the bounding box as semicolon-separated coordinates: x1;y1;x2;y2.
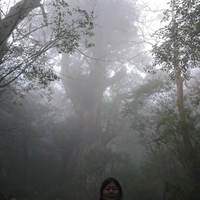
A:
61;53;126;153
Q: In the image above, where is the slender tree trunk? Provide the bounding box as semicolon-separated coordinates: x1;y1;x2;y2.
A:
175;71;200;181
172;0;200;182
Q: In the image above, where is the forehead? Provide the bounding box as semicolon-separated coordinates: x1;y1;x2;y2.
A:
105;181;118;188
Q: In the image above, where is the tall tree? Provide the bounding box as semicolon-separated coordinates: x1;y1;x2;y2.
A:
61;0;145;153
145;0;200;184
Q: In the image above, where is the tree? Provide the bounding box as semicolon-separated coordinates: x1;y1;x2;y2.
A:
51;117;83;186
0;0;94;98
61;148;161;200
123;75;200;198
121;0;200;197
61;0;145;153
147;0;200;184
0;93;60;190
65;149;131;200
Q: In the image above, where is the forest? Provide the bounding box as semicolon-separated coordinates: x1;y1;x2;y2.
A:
0;0;200;200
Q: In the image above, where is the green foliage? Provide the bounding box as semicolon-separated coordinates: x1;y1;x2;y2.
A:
122;78;173;130
52;0;94;54
71;149;131;185
82;149;130;175
44;187;68;200
64;148;161;200
0;189;6;200
0;0;94;98
0;89;164;200
9;186;37;200
153;105;200;161
146;0;200;80
141;0;200;196
123;72;200;194
187;88;200;107
0;93;62;194
62;149;131;200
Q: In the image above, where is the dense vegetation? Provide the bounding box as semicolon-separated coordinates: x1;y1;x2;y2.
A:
0;0;200;200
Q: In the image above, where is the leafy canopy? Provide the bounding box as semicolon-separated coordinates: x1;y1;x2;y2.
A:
146;0;200;80
0;0;94;98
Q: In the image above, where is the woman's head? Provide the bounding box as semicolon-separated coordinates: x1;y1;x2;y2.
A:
100;177;122;200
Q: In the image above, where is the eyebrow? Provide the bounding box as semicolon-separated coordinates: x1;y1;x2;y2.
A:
105;186;118;189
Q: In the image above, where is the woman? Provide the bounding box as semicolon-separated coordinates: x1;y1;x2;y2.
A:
99;178;123;200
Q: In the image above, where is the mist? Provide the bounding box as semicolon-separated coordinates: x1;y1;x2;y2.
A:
0;0;200;200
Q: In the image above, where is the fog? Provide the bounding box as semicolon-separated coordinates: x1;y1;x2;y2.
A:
0;0;200;200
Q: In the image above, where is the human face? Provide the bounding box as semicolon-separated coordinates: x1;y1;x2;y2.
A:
102;181;120;200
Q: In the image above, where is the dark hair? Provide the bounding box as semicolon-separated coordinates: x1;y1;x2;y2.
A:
100;177;123;200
